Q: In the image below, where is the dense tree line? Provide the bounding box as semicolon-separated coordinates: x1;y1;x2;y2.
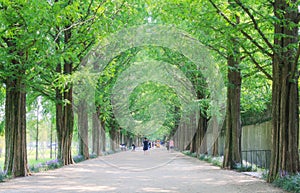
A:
0;0;299;183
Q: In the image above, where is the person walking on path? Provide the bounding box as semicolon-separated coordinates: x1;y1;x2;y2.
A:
131;144;136;151
169;139;174;152
143;138;149;155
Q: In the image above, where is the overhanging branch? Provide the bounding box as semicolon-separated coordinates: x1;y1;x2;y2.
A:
234;0;273;51
208;0;273;58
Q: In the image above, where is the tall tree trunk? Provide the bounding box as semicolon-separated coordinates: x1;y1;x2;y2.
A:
223;52;242;169
55;85;63;161
199;115;208;154
50;118;53;159
4;77;29;177
92;111;101;156
189;114;208;155
212;138;218;157
109;126;117;152
36;104;39;161
55;62;74;165
100;120;106;152
78;99;89;160
189;132;197;153
268;0;299;182
55;28;75;165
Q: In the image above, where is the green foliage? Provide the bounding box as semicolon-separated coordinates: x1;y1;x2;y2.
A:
199;154;223;167
273;174;300;193
129;81;181;138
234;164;255;172
0;170;5;182
29;159;62;173
73;155;85;163
147;0;274;123
183;151;223;167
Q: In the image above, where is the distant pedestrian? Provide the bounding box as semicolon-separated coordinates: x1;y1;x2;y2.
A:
143;138;149;155
131;144;136;151
169;139;174;152
166;141;170;151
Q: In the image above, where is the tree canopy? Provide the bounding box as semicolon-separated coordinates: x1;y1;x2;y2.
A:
0;0;299;183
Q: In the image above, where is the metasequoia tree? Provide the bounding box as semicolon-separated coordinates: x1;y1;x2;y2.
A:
208;0;299;180
0;1;50;176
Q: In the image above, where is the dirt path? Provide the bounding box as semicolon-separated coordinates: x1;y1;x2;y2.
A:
0;148;286;193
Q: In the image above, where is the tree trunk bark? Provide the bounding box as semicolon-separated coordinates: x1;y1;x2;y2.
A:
222;53;242;169
92;112;101;156
78;99;89;160
268;0;299;182
199;115;208;154
55;62;74;165
109;126;117;152
100;120;106;152
212;137;218;157
55;28;75;165
4;77;29;177
36;104;39;161
190;132;197;153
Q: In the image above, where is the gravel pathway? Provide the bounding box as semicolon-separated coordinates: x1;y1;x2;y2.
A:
0;148;287;193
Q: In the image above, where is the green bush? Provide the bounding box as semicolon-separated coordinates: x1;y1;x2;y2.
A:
191;152;197;157
182;150;191;156
199;154;206;160
73;155;85;163
90;153;98;159
29;159;62;173
273;174;300;193
234;163;256;172
211;157;223;167
0;171;5;182
191;153;223;167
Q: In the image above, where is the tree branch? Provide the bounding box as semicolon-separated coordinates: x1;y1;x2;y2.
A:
206;44;228;59
54;16;96;42
234;0;273;51
208;0;273;58
241;45;272;80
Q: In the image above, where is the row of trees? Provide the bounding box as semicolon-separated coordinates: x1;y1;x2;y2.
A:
0;0;147;177
148;0;299;182
0;0;299;183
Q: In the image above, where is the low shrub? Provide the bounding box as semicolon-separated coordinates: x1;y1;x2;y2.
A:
187;153;223;167
45;159;62;169
0;170;5;182
73;155;85;163
211;156;223;167
234;163;255;172
273;174;300;193
182;150;192;156
29;159;62;173
191;152;197;158
199;154;206;160
90;153;97;159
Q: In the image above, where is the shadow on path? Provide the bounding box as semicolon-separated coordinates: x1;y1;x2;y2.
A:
0;148;286;193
